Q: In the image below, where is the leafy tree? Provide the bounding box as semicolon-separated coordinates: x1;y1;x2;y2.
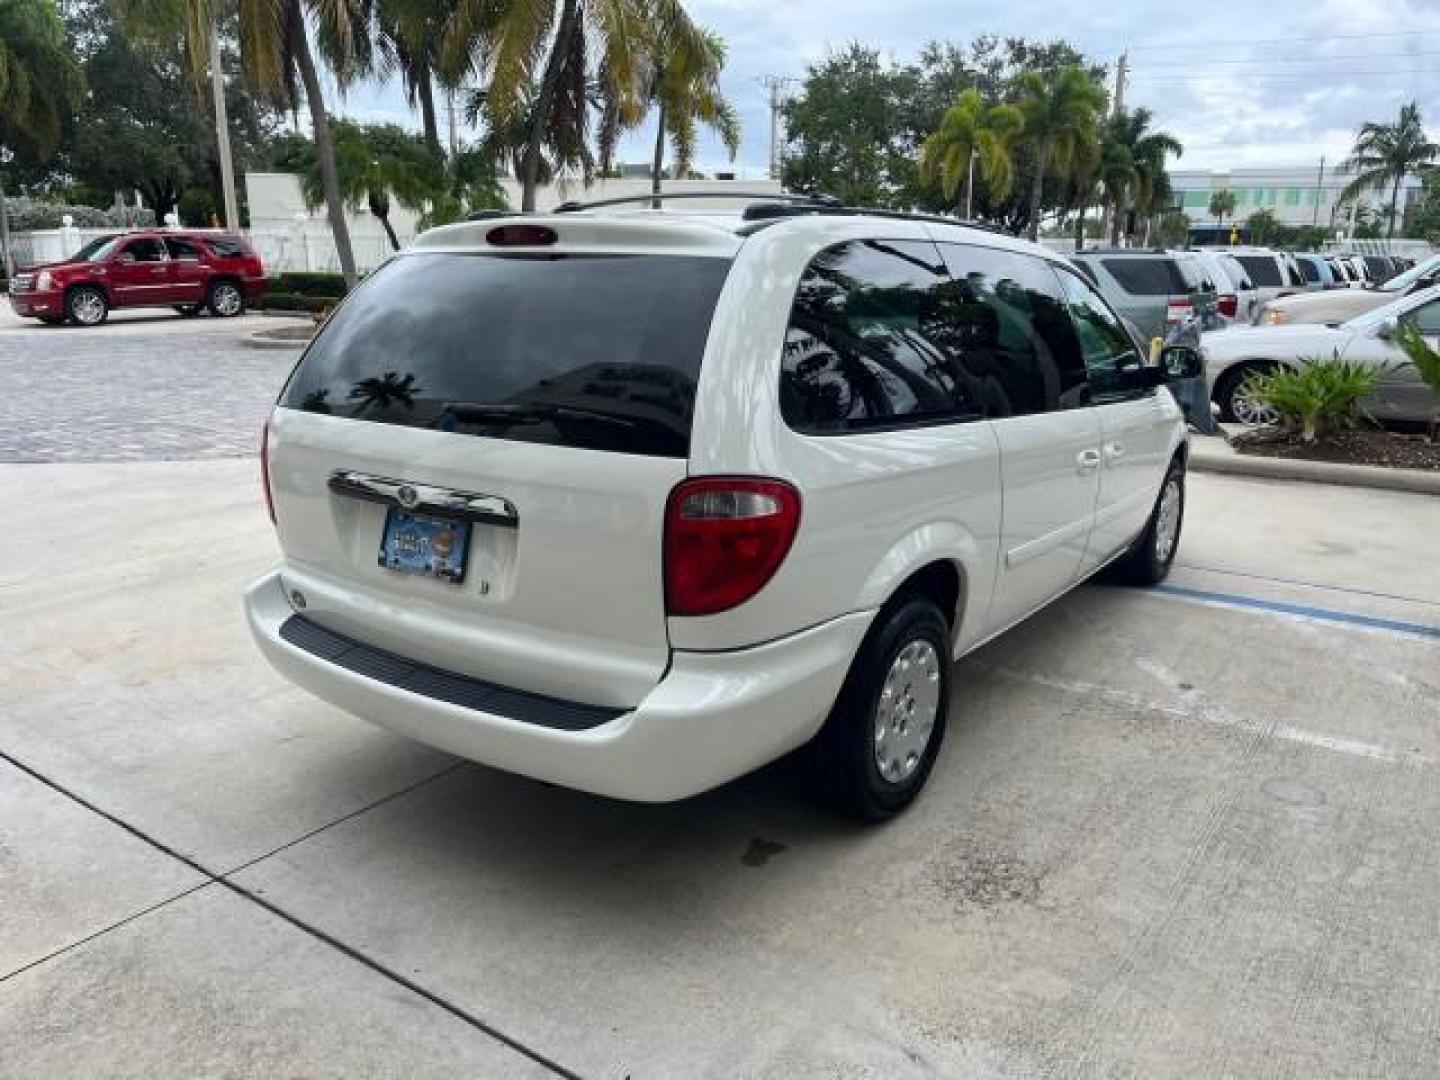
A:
1208;189;1236;235
1152;209;1191;248
782;44;912;207
919;88;1022;217
373;0;457;152
118;0;375;288
447;0;708;212
1406;168;1440;241
297;121;444;249
1246;208;1283;247
1015;65;1105;240
1104;107;1180;244
1342;102;1438;239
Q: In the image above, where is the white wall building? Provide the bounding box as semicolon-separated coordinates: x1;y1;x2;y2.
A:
243;172;783;273
1169;165;1424;239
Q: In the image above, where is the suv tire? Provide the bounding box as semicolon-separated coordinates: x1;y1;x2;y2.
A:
66;286;109;326
803;597;951;821
1116;459;1185;586
207;280;244;318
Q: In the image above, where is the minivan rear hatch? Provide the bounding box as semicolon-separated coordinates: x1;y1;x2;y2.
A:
268;224;736;708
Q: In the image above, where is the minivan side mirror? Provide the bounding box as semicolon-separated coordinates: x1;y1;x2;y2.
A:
1374;317;1399;340
1150;344;1204;382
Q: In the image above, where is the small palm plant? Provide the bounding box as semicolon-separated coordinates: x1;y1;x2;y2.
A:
1246;357;1381;443
1394;322;1440;440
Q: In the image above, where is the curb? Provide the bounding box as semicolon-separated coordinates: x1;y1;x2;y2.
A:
242;327;313;351
1189;437;1440;495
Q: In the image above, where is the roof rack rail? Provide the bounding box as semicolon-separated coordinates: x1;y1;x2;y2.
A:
736;201;1014;237
465;209;511;221
551;191;842;213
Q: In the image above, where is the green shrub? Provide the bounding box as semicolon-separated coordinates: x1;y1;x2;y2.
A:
273;271;349;298
1246;357;1382;443
1394;322;1440;438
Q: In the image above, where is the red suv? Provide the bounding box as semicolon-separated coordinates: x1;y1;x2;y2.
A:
8;230;268;326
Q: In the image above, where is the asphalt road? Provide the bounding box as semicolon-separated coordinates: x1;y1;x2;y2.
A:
3;314;1440;1078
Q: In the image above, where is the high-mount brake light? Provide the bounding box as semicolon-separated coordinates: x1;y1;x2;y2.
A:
486;224;558;247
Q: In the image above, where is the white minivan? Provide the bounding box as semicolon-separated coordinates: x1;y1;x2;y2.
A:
246;198;1196;819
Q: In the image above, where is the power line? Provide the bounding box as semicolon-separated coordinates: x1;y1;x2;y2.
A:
1125;28;1440;52
1129;69;1440;82
1130;49;1440;71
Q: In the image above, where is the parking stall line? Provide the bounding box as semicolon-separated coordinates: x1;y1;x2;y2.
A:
1151;584;1440;641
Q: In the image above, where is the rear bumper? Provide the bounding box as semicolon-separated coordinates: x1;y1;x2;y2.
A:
245;569;871;802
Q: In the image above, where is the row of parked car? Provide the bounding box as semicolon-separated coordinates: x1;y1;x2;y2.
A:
1067;245;1440;427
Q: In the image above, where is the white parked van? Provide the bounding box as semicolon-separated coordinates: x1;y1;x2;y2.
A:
246;197;1196;819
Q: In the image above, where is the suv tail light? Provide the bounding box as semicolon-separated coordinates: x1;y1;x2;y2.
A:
1217;293;1238;318
1164;299;1193;325
261;418;277;525
664;477;801;616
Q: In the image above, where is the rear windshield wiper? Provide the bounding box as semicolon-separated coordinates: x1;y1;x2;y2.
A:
439;401;638;429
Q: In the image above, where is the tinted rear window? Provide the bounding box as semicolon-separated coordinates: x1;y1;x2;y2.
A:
1297;257;1321;284
1235;255;1282;287
281;252;730;457
1099;257;1188;295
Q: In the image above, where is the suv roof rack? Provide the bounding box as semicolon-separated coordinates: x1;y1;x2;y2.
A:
551;191;842;213
1075;247;1169;256
735;202;1015;237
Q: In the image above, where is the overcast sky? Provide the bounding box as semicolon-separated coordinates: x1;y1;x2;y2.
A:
337;0;1440;176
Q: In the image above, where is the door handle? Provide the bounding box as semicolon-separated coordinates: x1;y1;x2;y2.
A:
1104;441;1125;461
1076;448;1102;473
151;267;168;275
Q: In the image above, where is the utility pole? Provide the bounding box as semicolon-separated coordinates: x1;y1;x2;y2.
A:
0;146;13;281
210;17;239;230
759;76;795;181
1312;155;1325;227
1111;52;1127;118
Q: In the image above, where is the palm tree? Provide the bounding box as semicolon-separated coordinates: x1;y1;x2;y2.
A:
1208;189;1236;237
1015;65;1106;241
117;0;371;288
599;25;738;205
1341;102;1439;239
299;121;445;250
1102;107;1182;244
445;0;710;211
374;0;456;153
919;88;1023;218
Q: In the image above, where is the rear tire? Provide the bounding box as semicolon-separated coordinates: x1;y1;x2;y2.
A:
1115;460;1185;586
66;286;108;326
802;597;951;821
207;280;244;318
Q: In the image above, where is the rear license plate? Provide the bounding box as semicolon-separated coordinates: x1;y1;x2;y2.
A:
378;509;470;583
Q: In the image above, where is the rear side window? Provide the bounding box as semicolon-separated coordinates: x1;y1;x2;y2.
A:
1235;255;1282;287
206;237;251;258
1100;257;1187;296
780;240;983;431
281;252;731;457
1297;257;1321;284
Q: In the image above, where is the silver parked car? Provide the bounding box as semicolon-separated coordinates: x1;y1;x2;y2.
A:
1070;249;1216;343
1203;284;1440;424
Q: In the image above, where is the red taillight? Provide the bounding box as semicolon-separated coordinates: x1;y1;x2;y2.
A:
1217;293;1238;318
487;224;558;247
260;418;277;525
664;477;801;617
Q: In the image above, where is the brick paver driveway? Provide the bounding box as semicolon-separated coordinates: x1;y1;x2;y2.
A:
0;308;303;463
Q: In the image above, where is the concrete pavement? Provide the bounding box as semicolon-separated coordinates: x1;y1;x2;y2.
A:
3;459;1440;1078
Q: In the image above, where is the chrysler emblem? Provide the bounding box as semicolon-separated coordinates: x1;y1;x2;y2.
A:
396;484;420;509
